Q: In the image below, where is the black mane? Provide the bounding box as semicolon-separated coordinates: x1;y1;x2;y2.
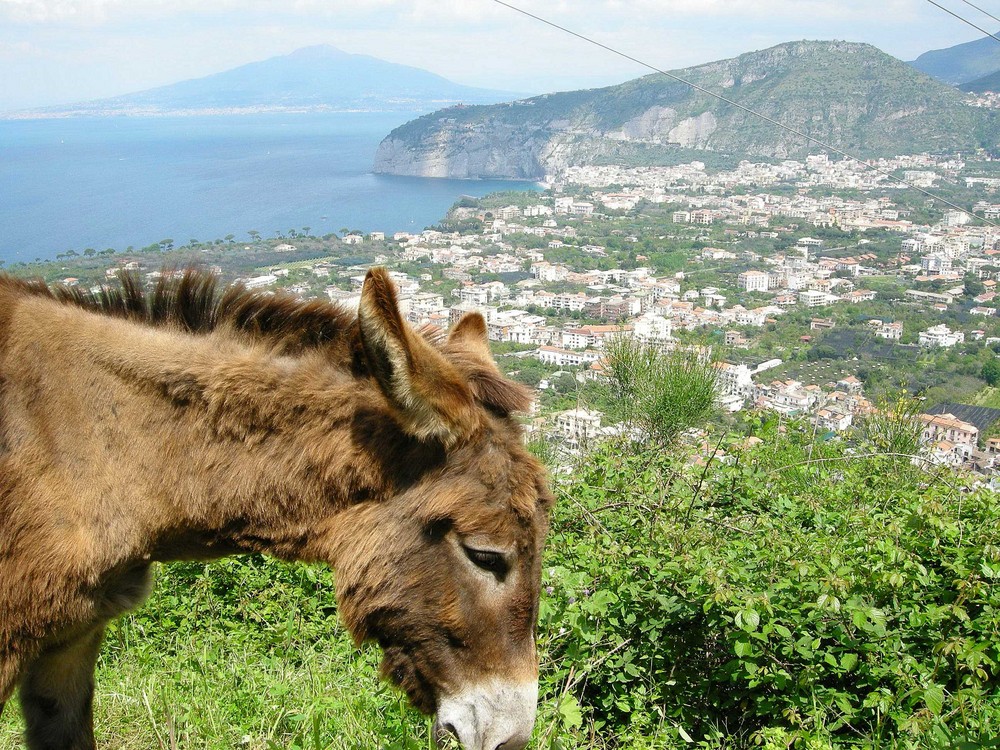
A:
47;269;355;352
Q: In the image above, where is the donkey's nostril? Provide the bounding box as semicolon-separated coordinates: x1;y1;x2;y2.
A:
494;738;530;750
432;718;460;748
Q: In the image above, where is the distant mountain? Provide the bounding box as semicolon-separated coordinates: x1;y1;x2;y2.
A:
375;41;996;180
909;34;1000;85
962;69;1000;93
8;46;521;118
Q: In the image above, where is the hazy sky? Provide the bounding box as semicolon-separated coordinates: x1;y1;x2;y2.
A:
0;0;994;110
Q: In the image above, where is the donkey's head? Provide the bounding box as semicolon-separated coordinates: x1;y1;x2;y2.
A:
328;269;552;750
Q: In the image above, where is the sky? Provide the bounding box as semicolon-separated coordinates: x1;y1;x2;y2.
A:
0;0;995;111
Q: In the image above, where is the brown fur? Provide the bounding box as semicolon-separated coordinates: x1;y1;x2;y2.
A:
0;268;551;748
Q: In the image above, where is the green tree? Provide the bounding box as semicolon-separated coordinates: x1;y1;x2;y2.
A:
965;273;985;297
551;372;578;394
982;358;1000;386
603;336;718;446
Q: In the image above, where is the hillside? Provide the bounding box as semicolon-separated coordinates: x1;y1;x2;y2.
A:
13;46;519;117
910;33;1000;85
962;69;1000;93
374;40;995;180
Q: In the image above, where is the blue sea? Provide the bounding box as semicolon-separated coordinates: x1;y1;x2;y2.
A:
0;113;537;263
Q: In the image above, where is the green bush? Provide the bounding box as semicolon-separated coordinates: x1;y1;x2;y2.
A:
537;431;1000;748
982;359;1000;388
603;337;718;446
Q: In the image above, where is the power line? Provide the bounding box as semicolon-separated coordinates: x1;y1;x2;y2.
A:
491;0;996;228
923;0;1000;44
956;0;1000;27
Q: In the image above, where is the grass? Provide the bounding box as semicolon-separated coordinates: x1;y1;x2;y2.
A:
0;559;436;750
0;559;587;750
970;385;1000;409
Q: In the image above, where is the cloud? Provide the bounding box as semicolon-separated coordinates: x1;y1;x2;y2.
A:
0;0;982;110
0;39;42;57
0;0;499;25
623;0;920;22
0;0;939;33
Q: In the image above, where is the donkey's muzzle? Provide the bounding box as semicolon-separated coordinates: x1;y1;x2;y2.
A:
433;679;537;750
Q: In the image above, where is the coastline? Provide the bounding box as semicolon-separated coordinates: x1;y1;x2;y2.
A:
0;105;441;122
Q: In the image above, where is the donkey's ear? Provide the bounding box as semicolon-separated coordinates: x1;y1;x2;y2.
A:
448;312;493;363
447;311;534;416
358;268;478;445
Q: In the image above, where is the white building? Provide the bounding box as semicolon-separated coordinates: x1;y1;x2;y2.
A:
243;274;277;289
918;324;964;348
553;408;605;444
738;271;770;292
531;262;569;282
536;346;600;367
631;314;673;346
920;413;978;447
869;320;903;340
921;255;952;275
799;289;835;308
714;362;754;399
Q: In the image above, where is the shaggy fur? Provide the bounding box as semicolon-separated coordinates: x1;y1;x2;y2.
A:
0;268;551;749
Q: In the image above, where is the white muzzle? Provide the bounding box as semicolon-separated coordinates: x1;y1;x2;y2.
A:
433;679;538;750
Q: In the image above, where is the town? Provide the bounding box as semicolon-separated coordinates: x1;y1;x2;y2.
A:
45;149;1000;482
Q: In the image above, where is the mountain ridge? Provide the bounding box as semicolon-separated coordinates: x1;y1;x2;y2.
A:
374;40;995;180
909;33;1000;85
5;45;522;118
962;69;1000;93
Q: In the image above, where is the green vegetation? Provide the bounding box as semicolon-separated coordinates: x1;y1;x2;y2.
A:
603;336;718;445
971;386;1000;410
3;416;996;749
5;169;1000;747
3;338;994;749
540;425;1000;748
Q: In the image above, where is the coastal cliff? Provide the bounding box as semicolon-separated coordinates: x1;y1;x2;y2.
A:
374;40;995;179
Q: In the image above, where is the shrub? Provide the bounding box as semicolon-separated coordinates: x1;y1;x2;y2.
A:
603;337;718;446
537;433;1000;747
982;358;1000;387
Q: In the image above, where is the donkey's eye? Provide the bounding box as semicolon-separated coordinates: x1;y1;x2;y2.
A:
463;547;509;578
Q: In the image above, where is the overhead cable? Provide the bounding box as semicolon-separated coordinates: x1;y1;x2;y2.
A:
923;0;1000;44
956;0;1000;27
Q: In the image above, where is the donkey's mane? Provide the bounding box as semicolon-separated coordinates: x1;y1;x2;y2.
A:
44;269;356;353
3;268;532;416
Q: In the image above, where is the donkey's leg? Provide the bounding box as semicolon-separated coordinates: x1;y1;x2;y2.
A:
21;625;105;750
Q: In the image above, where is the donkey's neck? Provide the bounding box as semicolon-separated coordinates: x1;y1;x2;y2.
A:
20;297;433;567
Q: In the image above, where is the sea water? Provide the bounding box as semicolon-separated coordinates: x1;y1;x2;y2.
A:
0;112;538;263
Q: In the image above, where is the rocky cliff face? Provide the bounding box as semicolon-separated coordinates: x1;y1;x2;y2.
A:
374;40;995;179
374;121;550;179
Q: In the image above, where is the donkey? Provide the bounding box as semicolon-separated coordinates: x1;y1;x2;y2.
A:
0;267;552;750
